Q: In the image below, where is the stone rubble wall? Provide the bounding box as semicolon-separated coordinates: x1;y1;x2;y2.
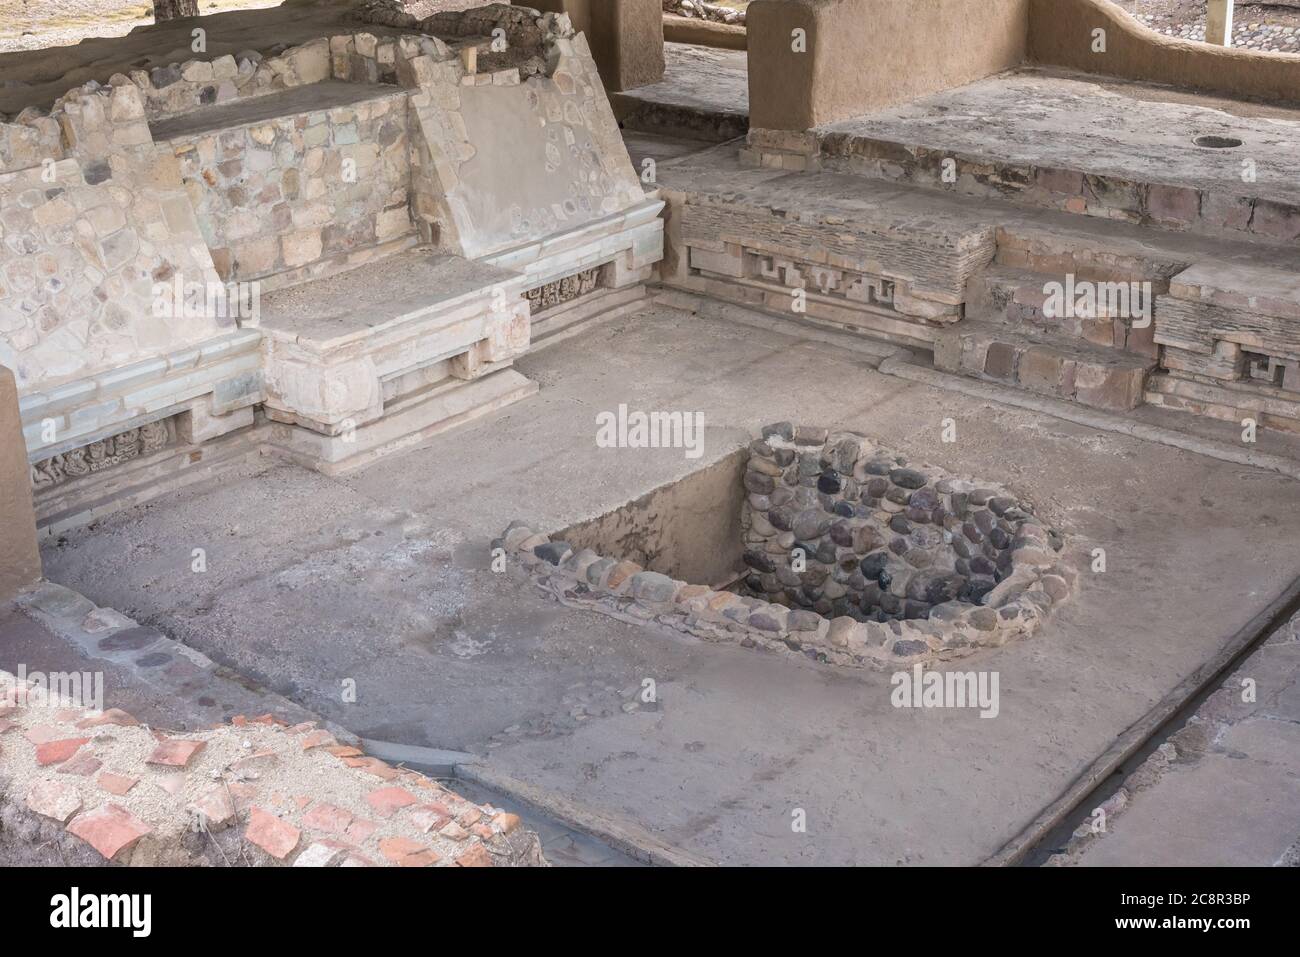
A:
165;89;415;283
502;424;1075;669
0;668;545;867
0;81;227;392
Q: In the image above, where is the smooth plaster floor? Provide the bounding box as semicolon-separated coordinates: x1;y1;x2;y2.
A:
38;301;1300;865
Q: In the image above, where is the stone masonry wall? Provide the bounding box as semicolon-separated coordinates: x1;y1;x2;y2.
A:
0;82;226;391
163;90;414;283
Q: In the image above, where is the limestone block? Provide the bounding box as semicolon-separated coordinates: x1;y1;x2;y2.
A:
284;38;331;85
178;397;254;444
263;349;383;429
483;303;532;363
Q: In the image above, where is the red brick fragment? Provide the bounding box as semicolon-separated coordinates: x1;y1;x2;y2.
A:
457;806;483;827
66;804;151;861
365;786;417;818
244;806;300;860
147;738;206;768
76;708;140;729
303;802;354;834
189;786;237;831
439;821;469;841
343;756;398;780
345;818;377;844
27;779;82;822
57;752;103;777
379;836;440;867
454;843;494;867
25;725;61;745
409;806;452;833
96;772;137;796
36;737;90;766
153;775;184;796
301;730;336;750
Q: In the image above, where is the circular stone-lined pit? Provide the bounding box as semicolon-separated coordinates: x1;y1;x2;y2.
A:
742;423;1066;634
500;424;1075;669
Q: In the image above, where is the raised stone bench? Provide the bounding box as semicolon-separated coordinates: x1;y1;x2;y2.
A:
256;248;536;472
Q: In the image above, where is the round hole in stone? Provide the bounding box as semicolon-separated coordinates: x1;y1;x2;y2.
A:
1193;134;1243;149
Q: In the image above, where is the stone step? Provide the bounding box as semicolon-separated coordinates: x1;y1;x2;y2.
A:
966;265;1159;361
662;140;1300;426
807;71;1300;244
935;321;1158;413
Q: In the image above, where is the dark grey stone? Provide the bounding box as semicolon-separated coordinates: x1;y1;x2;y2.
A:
762;421;794;441
534;541;572;565
889;468;928;489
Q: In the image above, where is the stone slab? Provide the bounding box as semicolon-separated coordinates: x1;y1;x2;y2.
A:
149;80;405;141
257;249;525;349
264;367;538;474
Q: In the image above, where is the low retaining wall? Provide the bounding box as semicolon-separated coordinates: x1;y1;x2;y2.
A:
1028;0;1300;105
0;667;544;866
663;14;747;51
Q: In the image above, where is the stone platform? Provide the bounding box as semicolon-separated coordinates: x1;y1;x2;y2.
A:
39;300;1300;867
809;70;1300;243
255;247;535;472
658;137;1300;423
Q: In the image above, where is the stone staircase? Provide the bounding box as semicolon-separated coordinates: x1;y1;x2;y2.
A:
934;265;1158;412
659;133;1300;432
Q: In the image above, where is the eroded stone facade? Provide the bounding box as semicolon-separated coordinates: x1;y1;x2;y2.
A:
1;2;665;512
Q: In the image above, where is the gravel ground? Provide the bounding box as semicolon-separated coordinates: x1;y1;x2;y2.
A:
663;1;748;26
0;0;280;51
1112;0;1300;51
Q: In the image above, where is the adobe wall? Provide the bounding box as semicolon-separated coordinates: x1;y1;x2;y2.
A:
0;366;40;602
531;0;664;91
746;0;1030;131
1027;0;1300;104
